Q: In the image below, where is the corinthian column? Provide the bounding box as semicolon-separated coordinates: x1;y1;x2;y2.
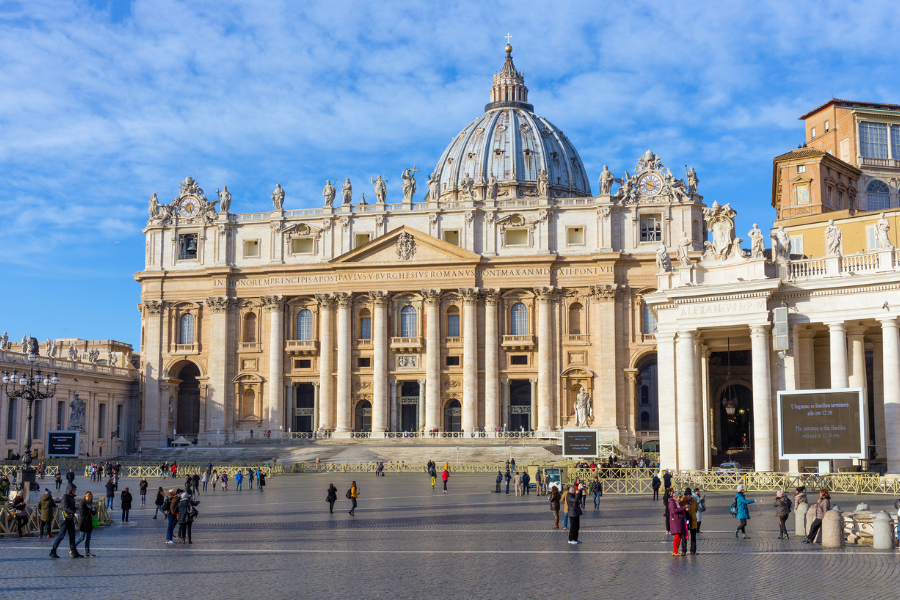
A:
262;295;285;430
460;287;480;432
534;286;555;432
371;291;390;433
334;291;353;432
750;324;773;472
483;289;500;432
315;294;335;431
422;289;442;431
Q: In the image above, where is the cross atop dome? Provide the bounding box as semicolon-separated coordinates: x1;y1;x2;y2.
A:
487;39;532;112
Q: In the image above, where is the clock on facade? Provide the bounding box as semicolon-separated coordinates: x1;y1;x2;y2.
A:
639;173;663;196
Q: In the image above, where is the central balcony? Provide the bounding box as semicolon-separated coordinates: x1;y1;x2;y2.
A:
390;336;423;353
501;334;535;350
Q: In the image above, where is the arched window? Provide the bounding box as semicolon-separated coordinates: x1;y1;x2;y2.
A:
510;302;528;335
867;179;891;211
400;305;417;337
446;306;460;337
358;308;371;340
568;302;583;335
297;309;313;341
243;313;257;343
179;313;194;344
642;302;657;335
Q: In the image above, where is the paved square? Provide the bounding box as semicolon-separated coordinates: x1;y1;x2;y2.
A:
3;472;899;599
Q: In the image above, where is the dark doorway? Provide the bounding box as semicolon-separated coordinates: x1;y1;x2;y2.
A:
176;362;201;438
400;381;419;431
508;379;531;431
293;383;315;432
355;400;372;432
444;399;462;432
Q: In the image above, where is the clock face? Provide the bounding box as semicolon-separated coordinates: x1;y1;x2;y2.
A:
639;174;663;196
180;199;200;218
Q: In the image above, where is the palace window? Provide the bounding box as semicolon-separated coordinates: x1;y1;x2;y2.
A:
358;309;371;340
400;305;417;337
243;313;257;343
642;301;657;335
568;302;583;334
639;215;662;242
243;240;260;258
860;122;889;159
178;233;198;260
867;179;891;210
297;309;314;341
447;306;460;337
179;313;194;344
510;303;528;335
443;230;460;246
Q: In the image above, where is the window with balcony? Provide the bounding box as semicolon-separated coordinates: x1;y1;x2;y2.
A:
510;302;527;335
400;305;417;337
640;215;662;242
447;306;460;337
179;313;194;344
297;309;313;341
867;179;891;211
178;233;198;260
860;121;888;159
243;313;257;343
642;301;657;335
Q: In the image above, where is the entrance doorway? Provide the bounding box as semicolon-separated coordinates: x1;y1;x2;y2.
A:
176;362;201;439
444;399;462;432
400;381;419;431
354;400;372;432
508;379;531;430
293;383;315;432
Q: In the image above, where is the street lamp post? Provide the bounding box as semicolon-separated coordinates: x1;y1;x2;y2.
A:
2;338;59;492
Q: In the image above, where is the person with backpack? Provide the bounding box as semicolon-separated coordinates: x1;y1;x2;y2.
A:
803;489;831;544
326;483;338;513
732;484;757;539
774;490;792;539
348;481;358;515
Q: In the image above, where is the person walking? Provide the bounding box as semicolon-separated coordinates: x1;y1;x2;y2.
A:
441;468;450;493
668;492;687;556
566;484;584;544
651;473;661;501
11;490;30;537
326;484;338;513
504;469;512;495
590;477;602;509
258;470;266;492
235;470;244;491
139;478;149;505
121;487;133;522
348;481;358;515
177;492;198;543
774;490;791;539
50;484;80;558
55;471;63;491
683;487;698;555
733;484;757;539
38;488;56;538
803;489;831;544
74;491;97;557
549;486;561;529
153;487;165;519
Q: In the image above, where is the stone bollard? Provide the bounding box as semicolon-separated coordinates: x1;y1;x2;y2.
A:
873;511;895;550
795;502;809;537
805;504;819;541
822;510;844;548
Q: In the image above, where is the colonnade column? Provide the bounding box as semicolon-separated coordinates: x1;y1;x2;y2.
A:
204;297;230;440
878;317;900;474
827;321;849;388
371;291;390;433
333;292;353;433
676;329;700;470
750;324;773;472
483;290;500;432
389;379;398;432
460;288;479;432
872;335;886;460
535;286;555;432
656;330;677;469
423;289;442;431
263;295;285;430
316;294;334;431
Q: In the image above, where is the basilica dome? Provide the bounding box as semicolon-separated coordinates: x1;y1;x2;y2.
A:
430;46;592;201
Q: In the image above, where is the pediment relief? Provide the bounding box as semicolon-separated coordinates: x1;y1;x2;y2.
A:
331;225;481;265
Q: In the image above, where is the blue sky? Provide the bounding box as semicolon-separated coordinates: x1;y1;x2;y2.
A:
2;0;899;350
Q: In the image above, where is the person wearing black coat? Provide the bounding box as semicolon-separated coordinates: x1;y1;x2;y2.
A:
121;487;133;522
75;492;97;557
326;484;338;513
566;485;585;543
104;479;115;510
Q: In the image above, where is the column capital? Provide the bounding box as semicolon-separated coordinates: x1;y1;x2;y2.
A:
369;290;391;307
483;288;501;305
261;294;286;312
458;287;481;305
421;288;442;306
315;293;335;308
333;291;353;308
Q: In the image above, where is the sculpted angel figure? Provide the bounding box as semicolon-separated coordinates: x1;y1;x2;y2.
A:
371;175;387;204
825;219;842;256
322;180;336;207
574;388;593;427
271;184;285;210
537;169;549;197
342;178;353;205
598;165;614;195
748;223;765;259
402;168;417;202
427;172;441;202
216;186;231;213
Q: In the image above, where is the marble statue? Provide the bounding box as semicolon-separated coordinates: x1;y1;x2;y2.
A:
149;193;159;219
825;219;843;256
655;243;673;272
427;172;440;202
216;186;231;214
676;232;692;266
537;169;549;197
877;212;893;250
599;165;614;195
460;173;475;200
68;392;86;431
574;388;593;427
748;223;765;259
342;179;352;205
687;166;699;195
402;168;417;202
68;343;77;361
271;184;285;210
321;180;336;207
772;225;791;261
371;175;387;204
487;173;499;201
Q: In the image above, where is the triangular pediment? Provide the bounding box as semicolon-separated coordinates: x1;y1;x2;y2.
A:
332;225;482;265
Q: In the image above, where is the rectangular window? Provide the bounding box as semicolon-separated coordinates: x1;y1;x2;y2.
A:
359;317;371;340
243;240;260;258
797;165;805;173
510;355;528;366
178;234;198;260
892;125;900;159
98;404;106;439
57;400;65;430
358;357;371;368
447;314;460;337
355;233;371;248
860;121;888;158
790;236;803;257
294;359;312;369
867;226;878;251
443;231;460;246
445;355;460;367
116;405;123;438
640;215;662;242
291;238;314;254
6;398;16;440
33;399;42;439
505;229;528;246
567;226;585;245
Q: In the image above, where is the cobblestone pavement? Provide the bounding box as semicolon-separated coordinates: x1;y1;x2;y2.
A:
3;473;899;599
